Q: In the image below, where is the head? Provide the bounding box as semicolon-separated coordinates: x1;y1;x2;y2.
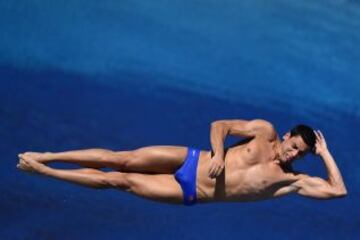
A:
278;124;316;165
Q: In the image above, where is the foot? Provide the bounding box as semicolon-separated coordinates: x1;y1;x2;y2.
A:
18;152;51;163
17;158;48;175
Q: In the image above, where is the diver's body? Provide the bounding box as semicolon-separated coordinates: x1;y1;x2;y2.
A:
17;119;347;204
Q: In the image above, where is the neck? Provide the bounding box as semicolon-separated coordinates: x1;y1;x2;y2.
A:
273;141;283;165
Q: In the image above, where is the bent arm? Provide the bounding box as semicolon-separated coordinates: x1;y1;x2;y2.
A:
274;137;347;200
293;150;347;199
320;150;347;192
210;119;276;159
295;176;346;199
296;130;347;199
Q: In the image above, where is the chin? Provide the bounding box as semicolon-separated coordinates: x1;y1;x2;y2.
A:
280;159;290;165
280;156;287;163
280;161;288;166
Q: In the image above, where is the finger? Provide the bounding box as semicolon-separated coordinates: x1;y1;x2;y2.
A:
316;130;321;137
314;131;321;142
313;130;319;139
215;168;222;177
208;168;213;177
209;166;216;177
317;130;323;139
213;166;221;177
210;163;216;173
212;165;219;174
217;165;224;175
314;130;320;138
213;167;220;176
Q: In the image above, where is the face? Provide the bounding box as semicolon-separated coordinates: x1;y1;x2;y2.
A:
279;133;309;164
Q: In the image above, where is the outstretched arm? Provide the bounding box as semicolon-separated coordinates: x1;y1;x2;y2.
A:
208;119;276;178
294;130;347;199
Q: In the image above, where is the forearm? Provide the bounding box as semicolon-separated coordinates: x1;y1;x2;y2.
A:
320;150;347;193
210;121;228;159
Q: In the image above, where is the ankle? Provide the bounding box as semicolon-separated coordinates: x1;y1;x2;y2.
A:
43;152;54;161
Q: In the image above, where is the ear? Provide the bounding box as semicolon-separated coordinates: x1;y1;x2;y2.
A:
283;132;290;140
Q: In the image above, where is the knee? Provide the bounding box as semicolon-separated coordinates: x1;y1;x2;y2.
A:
90;175;110;189
99;149;127;162
115;172;138;193
130;147;149;163
103;172;132;191
91;148;114;161
108;151;136;169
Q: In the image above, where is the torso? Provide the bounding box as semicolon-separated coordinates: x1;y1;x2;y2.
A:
196;137;297;203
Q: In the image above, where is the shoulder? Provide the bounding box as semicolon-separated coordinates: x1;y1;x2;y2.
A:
249;119;277;140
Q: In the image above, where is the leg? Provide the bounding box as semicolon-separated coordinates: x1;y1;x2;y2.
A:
18;159;184;204
114;146;189;173
19;149;117;169
125;173;183;204
17;158;114;188
19;146;189;174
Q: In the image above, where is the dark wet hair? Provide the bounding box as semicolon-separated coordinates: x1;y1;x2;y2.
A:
290;124;316;153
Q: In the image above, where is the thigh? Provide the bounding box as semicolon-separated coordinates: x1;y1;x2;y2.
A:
126;173;184;204
119;146;189;174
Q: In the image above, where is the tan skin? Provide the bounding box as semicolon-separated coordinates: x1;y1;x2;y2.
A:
17;119;347;204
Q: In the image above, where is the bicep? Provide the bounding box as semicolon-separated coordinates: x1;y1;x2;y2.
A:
294;176;339;199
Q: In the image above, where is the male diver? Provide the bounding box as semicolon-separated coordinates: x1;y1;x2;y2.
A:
17;119;347;205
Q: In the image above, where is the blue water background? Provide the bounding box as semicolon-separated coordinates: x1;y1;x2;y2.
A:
0;0;359;239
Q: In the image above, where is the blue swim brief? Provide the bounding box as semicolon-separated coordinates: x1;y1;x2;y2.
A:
174;147;200;206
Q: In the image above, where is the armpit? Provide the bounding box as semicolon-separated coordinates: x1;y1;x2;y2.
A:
271;185;300;197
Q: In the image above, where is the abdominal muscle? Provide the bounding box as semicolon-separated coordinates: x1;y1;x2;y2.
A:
195;146;288;203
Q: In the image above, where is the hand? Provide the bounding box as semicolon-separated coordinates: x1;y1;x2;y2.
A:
208;154;225;178
314;130;328;155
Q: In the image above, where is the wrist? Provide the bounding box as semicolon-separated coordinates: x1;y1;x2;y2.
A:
212;150;223;157
319;149;330;158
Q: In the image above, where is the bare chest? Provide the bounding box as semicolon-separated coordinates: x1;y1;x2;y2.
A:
224;139;277;172
223;144;289;201
227;165;285;199
196;139;290;202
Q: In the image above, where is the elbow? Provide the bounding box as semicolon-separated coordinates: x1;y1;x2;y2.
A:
211;121;229;135
211;120;222;127
338;188;348;198
211;121;225;130
332;188;348;198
